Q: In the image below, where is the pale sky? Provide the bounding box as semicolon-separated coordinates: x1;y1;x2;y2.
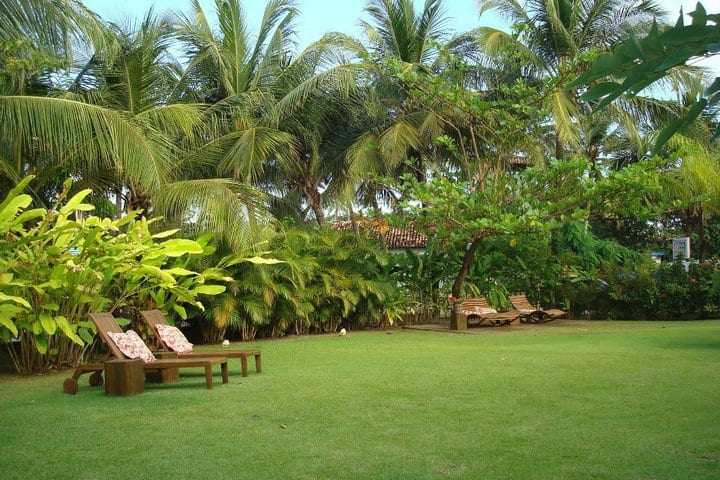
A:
81;0;719;74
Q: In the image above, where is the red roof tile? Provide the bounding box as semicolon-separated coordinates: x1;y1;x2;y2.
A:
331;220;427;249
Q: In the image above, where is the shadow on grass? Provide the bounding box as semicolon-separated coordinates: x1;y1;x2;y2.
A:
655;337;720;351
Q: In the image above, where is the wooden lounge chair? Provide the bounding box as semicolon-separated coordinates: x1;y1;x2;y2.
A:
140;309;262;377
62;313;228;394
508;294;566;323
458;297;520;326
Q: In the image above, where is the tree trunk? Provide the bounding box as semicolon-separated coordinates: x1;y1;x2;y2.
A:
698;204;705;262
451;237;482;297
127;185;152;214
555;130;564;161
305;187;324;227
114;187;124;218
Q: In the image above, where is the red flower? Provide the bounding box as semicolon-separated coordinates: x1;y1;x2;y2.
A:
661;292;667;300
447;295;456;303
691;278;697;283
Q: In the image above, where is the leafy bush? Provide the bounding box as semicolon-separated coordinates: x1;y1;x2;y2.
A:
0;177;226;374
565;260;720;320
199;226;409;340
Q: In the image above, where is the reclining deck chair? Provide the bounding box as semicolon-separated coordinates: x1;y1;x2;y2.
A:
140;309;262;377
458;297;520;326
63;313;228;394
508;294;566;323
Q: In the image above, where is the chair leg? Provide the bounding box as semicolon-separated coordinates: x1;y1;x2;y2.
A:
204;365;213;389
221;361;228;384
240;355;249;377
255;353;262;373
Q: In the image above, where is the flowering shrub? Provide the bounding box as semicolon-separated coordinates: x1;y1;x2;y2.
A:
573;260;720;319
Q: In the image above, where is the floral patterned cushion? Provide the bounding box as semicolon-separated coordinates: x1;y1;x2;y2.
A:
156;324;194;355
107;330;156;363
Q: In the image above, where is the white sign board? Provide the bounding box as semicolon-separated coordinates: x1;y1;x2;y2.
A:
672;237;690;260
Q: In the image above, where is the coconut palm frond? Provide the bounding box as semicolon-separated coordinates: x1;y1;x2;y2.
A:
135;103;209;139
0;154;22;188
154;178;275;251
0;95;171;191
269;63;363;124
545;89;581;149
378;119;422;167
471;27;543;69
216;127;298;182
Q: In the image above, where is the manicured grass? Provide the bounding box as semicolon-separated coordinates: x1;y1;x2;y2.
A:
1;320;719;479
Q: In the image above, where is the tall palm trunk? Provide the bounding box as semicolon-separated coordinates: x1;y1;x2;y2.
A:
555;130;564;161
305;186;325;227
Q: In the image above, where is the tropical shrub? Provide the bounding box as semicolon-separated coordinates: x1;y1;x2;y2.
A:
0;177;226;374
557;260;720;320
199;226;408;341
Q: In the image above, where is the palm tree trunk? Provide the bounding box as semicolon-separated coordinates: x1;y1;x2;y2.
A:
114;188;124;218
555;130;564;161
305;187;324;227
127;185;152;214
698;204;705;262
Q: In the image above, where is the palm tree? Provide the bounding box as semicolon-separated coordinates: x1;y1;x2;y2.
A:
362;0;448;65
175;0;368;227
472;0;666;160
0;0;117;198
309;0;451;213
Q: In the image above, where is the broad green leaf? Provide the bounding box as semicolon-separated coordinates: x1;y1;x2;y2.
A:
581;81;621;101
192;285;226;295
78;329;94;344
164;268;197;276
0;313;19;336
40;313;56;335
34;334;48;354
0;304;25;314
32;320;43;335
10;208;45;227
147;239;203;259
0;176;34;213
55;316;83;345
0;194;33;225
151;229;180;239
656;48;700;71
654;98;708;151
59;189;93;215
137;265;177;284
115;317;131;326
0;293;31;308
172;304;187;319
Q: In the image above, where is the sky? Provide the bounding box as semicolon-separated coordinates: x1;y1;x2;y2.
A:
81;0;719;74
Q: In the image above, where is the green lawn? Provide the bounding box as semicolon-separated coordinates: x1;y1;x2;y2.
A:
1;321;719;479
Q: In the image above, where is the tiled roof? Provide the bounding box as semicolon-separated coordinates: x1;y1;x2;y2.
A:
332;220;427;249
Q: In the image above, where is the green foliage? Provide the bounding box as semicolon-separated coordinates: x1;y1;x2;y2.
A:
399;156;668;297
0;176;226;374
202;226;408;341
550;259;720;320
570;2;720;148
